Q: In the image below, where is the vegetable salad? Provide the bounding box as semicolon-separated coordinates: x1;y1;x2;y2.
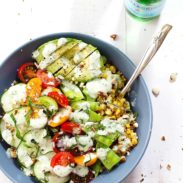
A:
0;38;138;183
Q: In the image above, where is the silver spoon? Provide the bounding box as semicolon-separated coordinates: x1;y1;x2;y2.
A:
121;24;172;96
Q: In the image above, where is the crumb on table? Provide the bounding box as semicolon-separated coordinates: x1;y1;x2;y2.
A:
110;34;118;40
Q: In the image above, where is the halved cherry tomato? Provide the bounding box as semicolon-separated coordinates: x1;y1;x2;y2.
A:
52;132;61;153
26;78;42;101
61;122;82;135
74;153;97;166
51;152;75;167
48;106;72;127
37;69;60;88
48;91;68;108
18;62;37;83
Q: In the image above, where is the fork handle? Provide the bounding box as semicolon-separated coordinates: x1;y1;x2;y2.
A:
121;24;172;96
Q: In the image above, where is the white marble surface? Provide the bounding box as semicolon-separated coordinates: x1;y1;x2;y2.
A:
0;0;183;183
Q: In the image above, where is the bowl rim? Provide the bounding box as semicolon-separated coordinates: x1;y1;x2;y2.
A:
0;32;153;183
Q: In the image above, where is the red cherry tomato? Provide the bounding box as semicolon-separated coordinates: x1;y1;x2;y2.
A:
48;91;68;108
36;69;60;88
61;122;82;135
18;62;37;83
50;152;75;167
52;132;61;153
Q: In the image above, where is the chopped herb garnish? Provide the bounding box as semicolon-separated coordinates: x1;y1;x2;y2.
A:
10;113;24;141
25;108;33;125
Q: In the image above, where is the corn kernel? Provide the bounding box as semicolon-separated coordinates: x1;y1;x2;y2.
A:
121;156;126;162
126;129;131;135
109;65;116;73
115;108;121;116
125;123;130;128
105;109;112;115
99;104;106;110
131;138;138;145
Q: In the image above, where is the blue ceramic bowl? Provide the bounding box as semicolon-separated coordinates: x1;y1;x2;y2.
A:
0;33;152;183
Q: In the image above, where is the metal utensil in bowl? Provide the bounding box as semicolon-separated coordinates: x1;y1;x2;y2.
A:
121;24;172;96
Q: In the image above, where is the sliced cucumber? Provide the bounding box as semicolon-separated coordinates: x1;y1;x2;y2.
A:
33;151;55;182
55;44;97;78
38;137;53;155
23;129;47;145
23;129;53;155
33;38;70;64
0;119;20;147
65;50;103;82
38;96;58;114
61;81;84;101
45;40;80;73
1;83;27;112
0;107;30;147
17;141;39;168
46;173;69;183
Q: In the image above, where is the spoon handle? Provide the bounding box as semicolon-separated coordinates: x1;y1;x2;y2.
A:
121;24;172;96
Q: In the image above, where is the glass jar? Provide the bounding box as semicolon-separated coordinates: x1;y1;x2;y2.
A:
124;0;166;20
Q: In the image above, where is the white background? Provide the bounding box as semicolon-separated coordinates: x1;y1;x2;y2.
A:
0;0;183;183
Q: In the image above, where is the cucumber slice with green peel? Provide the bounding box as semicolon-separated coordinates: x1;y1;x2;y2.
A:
38;96;58;114
0;107;31;147
46;174;70;183
61;81;84;101
1;83;27;112
0;119;20;147
45;40;80;73
38;137;53;155
71;101;100;111
22;129;53;155
23;129;47;145
33;152;69;183
33;151;54;181
33;151;69;183
17;141;39;168
55;44;97;78
65;50;103;82
32;38;71;64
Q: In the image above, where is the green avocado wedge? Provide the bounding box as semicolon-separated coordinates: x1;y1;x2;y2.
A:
60;81;84;101
46;40;81;74
54;44;97;78
65;50;103;82
32;38;71;64
87;109;102;122
71;101;100;111
37;96;58;114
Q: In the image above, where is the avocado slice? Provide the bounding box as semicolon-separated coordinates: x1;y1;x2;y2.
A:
82;88;96;101
55;44;97;78
60;81;84;101
65;50;103;82
44;39;80;73
32;38;71;64
71;101;99;111
38;96;58;114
